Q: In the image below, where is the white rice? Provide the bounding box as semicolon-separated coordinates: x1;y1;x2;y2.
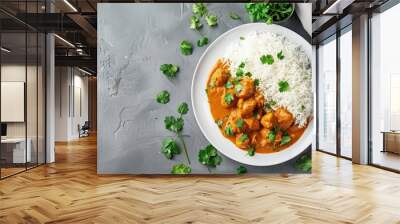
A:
224;31;312;127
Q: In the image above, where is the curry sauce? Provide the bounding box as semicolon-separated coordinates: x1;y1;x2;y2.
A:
206;59;307;154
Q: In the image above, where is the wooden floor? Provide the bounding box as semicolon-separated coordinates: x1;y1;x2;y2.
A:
1;135;400;224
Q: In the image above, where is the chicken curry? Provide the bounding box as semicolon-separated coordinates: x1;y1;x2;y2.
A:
206;59;307;154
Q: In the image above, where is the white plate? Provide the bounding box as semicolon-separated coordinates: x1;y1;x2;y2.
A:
191;23;313;166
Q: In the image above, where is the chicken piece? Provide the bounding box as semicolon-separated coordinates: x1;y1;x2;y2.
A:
226;110;246;134
258;128;272;147
254;91;265;108
210;68;229;87
235;133;250;149
261;112;276;129
238;98;257;118
244;117;261;131
235;77;255;99
252;108;264;120
221;88;236;108
274;108;294;130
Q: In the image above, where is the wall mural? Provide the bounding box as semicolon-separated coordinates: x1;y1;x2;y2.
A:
98;3;314;174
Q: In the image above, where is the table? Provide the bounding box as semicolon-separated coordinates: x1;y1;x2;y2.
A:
1;138;31;164
381;131;400;154
98;3;313;174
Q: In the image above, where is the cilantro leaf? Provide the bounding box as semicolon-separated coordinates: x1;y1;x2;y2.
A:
239;134;249;143
295;154;312;172
236;118;244;129
198;144;223;168
278;80;289;92
160;64;179;78
280;134;291;146
240;36;245;40
177;102;189;115
239;62;245;68
164;116;184;133
236;166;247;174
225;81;233;89
277;50;285;60
161;137;181;159
224;93;234;105
247;146;256;156
229;12;241;20
254;79;260;87
260;54;274;65
236;68;244;77
235;84;243;94
180;40;193;56
189;16;202;30
205;14;218;27
268;130;276;142
224;124;234;136
197;36;209;47
171;163;192;174
192;3;207;17
156;90;170;104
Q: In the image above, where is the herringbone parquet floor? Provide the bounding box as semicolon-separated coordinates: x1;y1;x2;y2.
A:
1;135;400;224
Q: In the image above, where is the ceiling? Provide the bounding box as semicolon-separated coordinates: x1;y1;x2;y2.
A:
0;0;395;73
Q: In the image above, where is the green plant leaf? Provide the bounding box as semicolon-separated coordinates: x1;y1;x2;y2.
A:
160;64;179;78
156;90;170;104
171;163;192;174
180;40;193;56
177;102;189;115
161;137;181;159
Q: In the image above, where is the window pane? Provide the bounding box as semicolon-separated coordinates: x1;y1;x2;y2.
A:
371;3;400;171
340;29;352;158
318;37;337;154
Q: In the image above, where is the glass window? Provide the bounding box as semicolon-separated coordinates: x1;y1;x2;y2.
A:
371;3;400;171
340;28;352;158
318;37;337;154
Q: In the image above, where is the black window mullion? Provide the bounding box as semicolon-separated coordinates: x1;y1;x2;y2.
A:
336;30;341;157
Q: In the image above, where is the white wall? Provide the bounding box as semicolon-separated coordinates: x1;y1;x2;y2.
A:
55;67;89;141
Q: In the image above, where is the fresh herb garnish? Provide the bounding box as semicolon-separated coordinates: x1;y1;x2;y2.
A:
239;62;245;68
224;124;234;136
180;40;193;56
278;80;289;92
198;144;223;171
164;116;184;133
229;12;241;20
160;64;179;78
236;166;247;174
236;118;244;129
247;146;256;156
161;137;181;159
224;93;234;105
240;36;245;40
260;54;274;65
295;154;311;172
164;102;191;164
205;14;218;27
244;72;252;77
192;3;208;17
215;119;223;128
245;3;294;24
156;90;170;104
239;134;249;143
268;129;276;142
235;84;243;94
280;134;291;146
254;79;260;86
177;102;189;115
236;68;244;77
301;105;305;111
190;16;202;30
171;163;192;174
225;81;233;89
197;36;209;47
277;50;285;60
